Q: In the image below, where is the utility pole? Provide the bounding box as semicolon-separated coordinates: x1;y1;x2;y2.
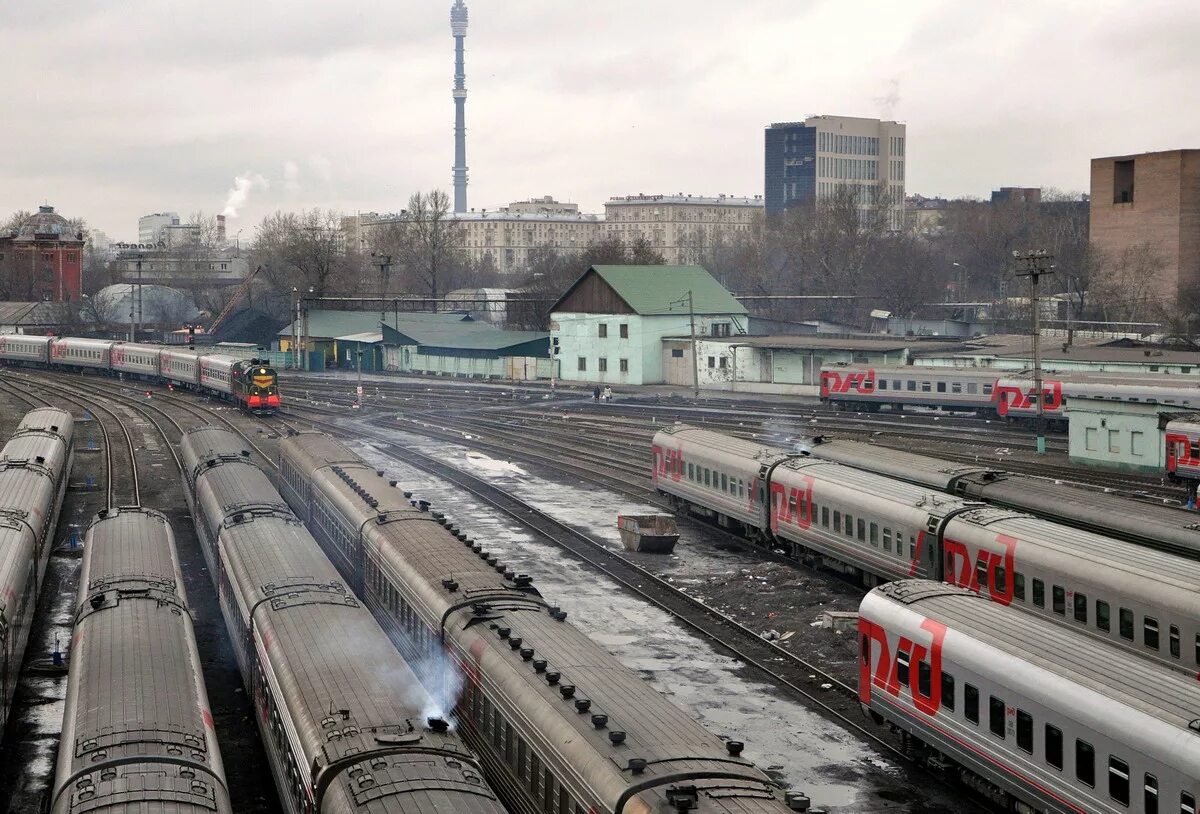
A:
1012;250;1056;455
135;253;144;341
291;287;300;369
356;349;363;409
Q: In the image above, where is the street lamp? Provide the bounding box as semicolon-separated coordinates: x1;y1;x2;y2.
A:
372;252;392;323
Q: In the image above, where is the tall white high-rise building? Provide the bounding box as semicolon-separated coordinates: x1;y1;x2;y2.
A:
138;211;180;244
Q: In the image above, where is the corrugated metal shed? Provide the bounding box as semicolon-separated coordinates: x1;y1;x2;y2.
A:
551;265;748;316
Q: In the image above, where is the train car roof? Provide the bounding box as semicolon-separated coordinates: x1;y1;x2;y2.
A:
809;439;996;491
868;581;1200;743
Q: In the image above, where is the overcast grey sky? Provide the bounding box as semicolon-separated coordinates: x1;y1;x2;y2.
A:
3;0;1197;237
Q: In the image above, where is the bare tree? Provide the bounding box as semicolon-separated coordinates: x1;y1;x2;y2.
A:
372;190;464;302
252;208;358;298
1091;242;1167;323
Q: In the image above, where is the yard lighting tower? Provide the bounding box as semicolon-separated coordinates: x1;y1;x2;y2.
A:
1012;249;1056;455
373;252;392;323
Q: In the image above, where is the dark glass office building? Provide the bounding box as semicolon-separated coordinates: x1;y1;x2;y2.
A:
764;122;816;217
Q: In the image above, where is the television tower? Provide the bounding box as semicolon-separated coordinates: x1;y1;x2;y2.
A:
451;0;469;213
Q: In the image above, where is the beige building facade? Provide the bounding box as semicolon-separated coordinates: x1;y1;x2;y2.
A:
602;194;763;264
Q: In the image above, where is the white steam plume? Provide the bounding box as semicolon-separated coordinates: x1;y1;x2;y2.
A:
221;171;269;217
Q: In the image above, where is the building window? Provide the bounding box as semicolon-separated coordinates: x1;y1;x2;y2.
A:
671;349;684;358
598;357;607;372
598;324;607;338
577;357;586;372
619;324;629;339
1114;159;1135;204
619;358;628;373
707;356;716;369
712;322;731;337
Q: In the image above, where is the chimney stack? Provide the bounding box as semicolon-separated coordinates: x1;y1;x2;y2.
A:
216;214;227;245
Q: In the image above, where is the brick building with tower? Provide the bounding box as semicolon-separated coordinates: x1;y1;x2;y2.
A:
1090;149;1200;312
0;205;85;302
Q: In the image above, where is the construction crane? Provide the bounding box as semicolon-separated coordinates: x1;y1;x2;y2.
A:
209;264;265;335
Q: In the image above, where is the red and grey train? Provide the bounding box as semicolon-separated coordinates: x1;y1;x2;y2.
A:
0;335;280;414
820;363;1200;420
652;424;1200;680
860;581;1200;814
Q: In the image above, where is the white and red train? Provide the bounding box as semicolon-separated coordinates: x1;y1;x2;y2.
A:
651;424;1200;679
860;580;1200;814
820;364;1200;419
0;335;280;414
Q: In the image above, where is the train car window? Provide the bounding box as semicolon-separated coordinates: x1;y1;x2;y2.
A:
1052;585;1066;615
1108;757;1130;806
493;710;502;748
857;518;866;541
1120;608;1134;640
995;566;1007;595
941;672;955;711
916;660;931;697
935;381;946;393
821;507;829;527
964;684;979;724
517;739;528;778
530;754;542;799
870;523;878;546
720;473;728;491
1013;572;1025;600
951;382;962;394
845;514;854;538
975;560;988;590
687;463;694;480
879;379;888;390
989;696;1005;738
1016;710;1033;753
1143;775;1159;814
1046;725;1063;770
910;537;917;559
1097;601;1111;631
1074;593;1088;623
704;469;711;487
882;528;892;552
921;381;932;392
1183;791;1197;814
967;382;978;394
1194;632;1200;664
1144;618;1160;650
983;382;994;395
907;380;916;391
1170;625;1180;658
860;633;870;665
543;769;555;813
1076;740;1096;787
559;787;571;814
833;510;841;530
895;651;910;686
739;479;746;499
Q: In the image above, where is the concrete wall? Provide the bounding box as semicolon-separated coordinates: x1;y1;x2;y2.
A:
382;344;550;380
662;341;909;387
1067;400;1171;473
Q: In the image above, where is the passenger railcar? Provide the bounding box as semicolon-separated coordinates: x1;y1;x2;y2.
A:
49;337;114;371
52;506;231;814
110;341;164;379
809;437;1200;559
654;425;1200;679
279;432;800;814
0;334;51;365
160;347;203;388
1166;419;1200;482
859;580;1200;814
0;407;74;735
179;427;504;814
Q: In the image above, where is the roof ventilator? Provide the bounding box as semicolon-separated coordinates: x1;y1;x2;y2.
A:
608;730;626;745
545;671;560;685
559;684;575;699
441;579;459;593
519;648;534;661
508;637;523;650
666;786;698;812
532;659;547;673
591;713;608;728
628;758;647;775
574;698;591;713
726;741;744;756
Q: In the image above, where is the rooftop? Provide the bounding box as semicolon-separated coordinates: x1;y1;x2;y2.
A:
552;265;748;316
606;194;763;207
664;334;934;352
923;334;1200;366
6;205;84;243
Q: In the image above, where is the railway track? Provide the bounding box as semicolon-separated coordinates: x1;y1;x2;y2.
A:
293;411;910;764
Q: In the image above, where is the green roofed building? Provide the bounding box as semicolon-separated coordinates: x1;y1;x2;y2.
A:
549;265;748;385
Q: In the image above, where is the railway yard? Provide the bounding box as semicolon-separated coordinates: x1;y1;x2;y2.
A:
0;364;1196;814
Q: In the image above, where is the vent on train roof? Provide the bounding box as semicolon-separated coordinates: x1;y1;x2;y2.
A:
591;713;608;728
574;698;590;713
608;731;625;745
726;740;744;756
